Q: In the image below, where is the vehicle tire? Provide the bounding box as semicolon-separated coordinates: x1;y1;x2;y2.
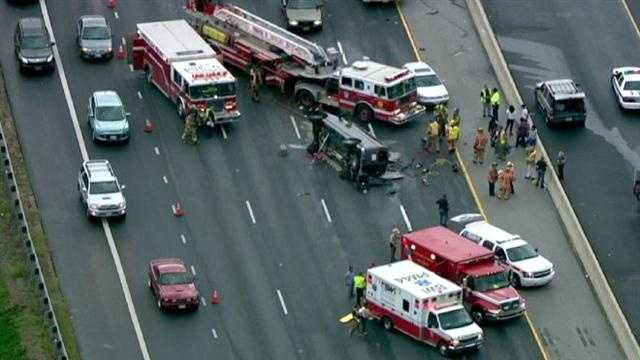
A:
296;89;315;107
177;100;186;119
511;273;522;288
578;120;586;128
438;343;449;357
382;316;393;331
355;104;373;123
471;309;484;324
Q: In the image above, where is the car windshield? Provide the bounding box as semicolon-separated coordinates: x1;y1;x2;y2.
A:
89;181;119;195
386;77;417;99
160;272;192;285
287;0;319;9
624;81;640;91
438;308;474;330
82;26;110;40
472;272;510;292
415;74;441;88
554;99;585;113
22;35;49;49
506;244;538;262
96;105;125;121
189;82;236;100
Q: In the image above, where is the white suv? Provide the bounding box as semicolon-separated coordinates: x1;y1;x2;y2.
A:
78;160;126;219
452;215;554;287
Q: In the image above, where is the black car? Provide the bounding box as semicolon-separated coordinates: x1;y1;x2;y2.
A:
14;17;55;73
534;79;586;127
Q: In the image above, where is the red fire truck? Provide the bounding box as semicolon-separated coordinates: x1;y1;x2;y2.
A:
401;226;526;324
366;261;483;356
184;1;425;125
130;20;240;126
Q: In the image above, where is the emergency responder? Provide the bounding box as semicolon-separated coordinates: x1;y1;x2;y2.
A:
356;305;370;335
196;105;213;127
434;103;448;140
490;87;501;121
353;271;366;306
249;66;263;102
305;103;324;146
450;108;461;128
480;84;492;117
473;127;488;164
447;123;460;153
182;108;199;145
389;228;401;262
634;178;640;201
428;118;440;153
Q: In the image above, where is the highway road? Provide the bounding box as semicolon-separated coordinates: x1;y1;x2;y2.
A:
485;0;640;342
1;0;541;359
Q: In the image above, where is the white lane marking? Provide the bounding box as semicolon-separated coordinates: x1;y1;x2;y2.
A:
129;64;134;72
162;176;168;184
39;2;150;359
154;146;160;155
245;200;256;224
211;328;218;338
276;289;288;315
201;297;207;307
171;204;177;214
180;234;187;244
337;41;348;65
320;198;333;223
220;125;228;139
400;205;413;232
121;36;126;46
290;116;301;139
114;11;119;19
367;123;376;138
137;91;143;100
190;265;197;276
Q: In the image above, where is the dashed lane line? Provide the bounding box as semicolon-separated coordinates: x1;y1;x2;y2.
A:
137;91;143;100
337;41;348;65
154;146;160;155
211;328;218;339
162;176;168;184
276;289;288;315
320;198;333;223
190;265;196;276
399;204;412;232
180;234;187;244
221;125;228;140
290;116;301;139
245;200;256;224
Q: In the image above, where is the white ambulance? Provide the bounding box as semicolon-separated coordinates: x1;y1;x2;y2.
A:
365;260;483;356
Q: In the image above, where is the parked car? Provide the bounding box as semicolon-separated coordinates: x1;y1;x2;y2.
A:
77;160;127;220
282;0;323;31
534;79;586;126
611;67;640;110
404;61;449;106
14;17;54;73
77;15;113;60
88;91;130;143
148;258;200;311
452;214;555;287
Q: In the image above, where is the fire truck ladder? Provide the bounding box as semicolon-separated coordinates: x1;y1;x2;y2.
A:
185;4;330;67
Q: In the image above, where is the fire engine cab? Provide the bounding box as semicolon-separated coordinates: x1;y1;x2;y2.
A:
131;20;240;125
366;261;483;356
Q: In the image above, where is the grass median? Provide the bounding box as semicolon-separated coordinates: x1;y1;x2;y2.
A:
0;66;81;359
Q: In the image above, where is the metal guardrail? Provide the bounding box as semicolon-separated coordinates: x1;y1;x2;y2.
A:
0;120;69;360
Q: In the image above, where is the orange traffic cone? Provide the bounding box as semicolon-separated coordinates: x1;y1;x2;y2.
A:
107;0;117;9
143;119;154;133
211;290;221;304
116;44;127;60
173;202;184;217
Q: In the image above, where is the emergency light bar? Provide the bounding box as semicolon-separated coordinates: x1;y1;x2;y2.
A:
385;69;411;82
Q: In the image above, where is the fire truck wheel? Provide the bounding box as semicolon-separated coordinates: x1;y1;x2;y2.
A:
382;316;393;331
296;89;315;107
471;309;484;324
355;104;373;123
438;343;449;357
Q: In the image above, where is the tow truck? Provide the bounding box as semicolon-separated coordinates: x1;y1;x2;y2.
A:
184;1;424;124
130;19;240;128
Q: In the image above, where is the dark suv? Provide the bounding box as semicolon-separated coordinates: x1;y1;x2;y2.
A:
535;79;586;126
14;17;55;73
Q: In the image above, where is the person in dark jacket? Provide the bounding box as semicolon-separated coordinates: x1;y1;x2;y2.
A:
436;195;449;227
536;158;547;189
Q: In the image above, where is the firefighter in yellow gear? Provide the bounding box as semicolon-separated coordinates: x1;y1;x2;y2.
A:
450;108;461;128
426;119;440;153
250;67;263;102
447;124;461;153
434;103;448;138
182;108;199;145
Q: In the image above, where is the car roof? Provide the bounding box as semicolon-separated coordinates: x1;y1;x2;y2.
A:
19;18;46;35
79;15;108;27
499;239;529;250
544;79;585;100
404;61;435;75
464;221;521;244
83;160;116;182
322;113;386;150
151;259;187;274
404;226;493;263
93;91;122;107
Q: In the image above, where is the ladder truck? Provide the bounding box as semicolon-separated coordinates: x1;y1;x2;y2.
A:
184;1;425;125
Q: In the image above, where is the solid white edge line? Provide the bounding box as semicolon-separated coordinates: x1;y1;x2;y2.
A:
367;123;376;138
190;265;196;276
276;289;288;315
154;146;160;155
621;0;640;40
211;328;218;338
221;125;228;139
320;198;333;223
39;2;150;359
337;41;348;65
245;200;256;224
180;234;187;244
290;116;301;139
400;205;412;231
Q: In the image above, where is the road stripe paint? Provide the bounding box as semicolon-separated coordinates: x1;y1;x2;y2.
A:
190;265;196;276
162;176;168;184
137;91;143;100
290;116;301;139
121;36;126;45
114;11;119;19
276;289;288;315
201;297;207;307
337;41;348;65
245;200;256;224
221;125;228;139
39;1;150;359
399;205;412;231
171;204;176;214
622;0;640;41
367;123;376;138
180;234;186;244
320;198;333;223
211;328;218;338
154;146;160;155
394;2;423;61
128;64;134;72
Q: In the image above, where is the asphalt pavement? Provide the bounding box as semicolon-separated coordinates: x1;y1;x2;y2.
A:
1;0;543;359
483;0;640;344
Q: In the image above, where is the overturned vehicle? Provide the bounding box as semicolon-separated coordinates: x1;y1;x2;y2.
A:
306;110;399;191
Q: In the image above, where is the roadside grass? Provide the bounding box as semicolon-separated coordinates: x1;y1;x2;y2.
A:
0;66;81;360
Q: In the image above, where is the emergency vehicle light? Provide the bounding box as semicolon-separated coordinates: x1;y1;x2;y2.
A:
384;69;410;82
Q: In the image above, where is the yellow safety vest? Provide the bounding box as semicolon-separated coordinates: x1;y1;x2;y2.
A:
429;122;439;137
353;275;366;289
490;91;501;106
449;126;460;141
